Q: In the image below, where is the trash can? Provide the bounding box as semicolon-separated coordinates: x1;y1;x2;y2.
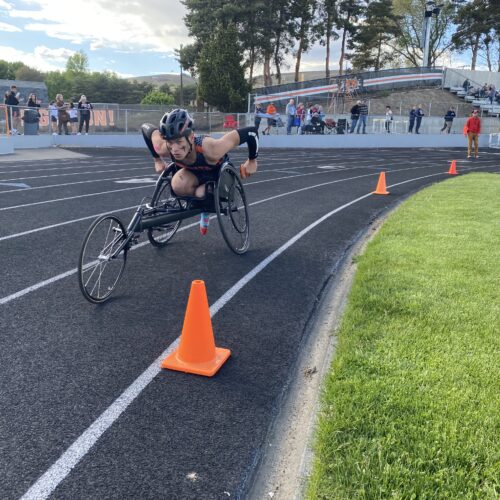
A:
22;109;40;135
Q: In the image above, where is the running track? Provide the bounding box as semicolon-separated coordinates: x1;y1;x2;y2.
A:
0;147;498;499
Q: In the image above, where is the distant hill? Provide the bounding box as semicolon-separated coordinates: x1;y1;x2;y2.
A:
128;73;196;87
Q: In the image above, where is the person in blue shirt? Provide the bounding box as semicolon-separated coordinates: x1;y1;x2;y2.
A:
440;106;456;134
415;105;424;134
408;105;417;133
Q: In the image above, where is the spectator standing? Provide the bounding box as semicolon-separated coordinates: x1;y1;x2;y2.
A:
408;105;417;133
415;104;424;134
55;94;70;135
356;99;368;134
462;79;470;92
23;93;41;134
68;102;78;134
78;95;93;135
296;103;306;134
262;102;277;135
4;84;21;134
49;101;58;134
440;106;456;134
488;85;496;105
465;109;481;159
385;106;393;133
285;98;296;135
349;100;360;133
254;104;264;131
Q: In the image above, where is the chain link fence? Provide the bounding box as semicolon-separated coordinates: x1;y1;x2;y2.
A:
1;104;498;137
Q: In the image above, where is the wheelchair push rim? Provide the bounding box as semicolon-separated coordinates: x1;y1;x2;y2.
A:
78;215;128;303
215;163;250;254
147;178;184;247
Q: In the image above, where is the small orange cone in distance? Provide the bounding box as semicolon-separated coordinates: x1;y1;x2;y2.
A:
448;160;458;175
373;171;389;195
161;280;230;377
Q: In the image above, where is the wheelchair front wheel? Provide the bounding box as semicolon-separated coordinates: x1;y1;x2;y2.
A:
215;163;250;254
78;215;128;303
147;179;184;248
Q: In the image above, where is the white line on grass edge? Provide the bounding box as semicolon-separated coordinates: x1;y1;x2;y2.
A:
18;171;448;500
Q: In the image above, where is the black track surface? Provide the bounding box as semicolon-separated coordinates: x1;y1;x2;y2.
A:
0;147;498;499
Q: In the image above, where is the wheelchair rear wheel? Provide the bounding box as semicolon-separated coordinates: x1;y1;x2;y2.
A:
215;163;250;254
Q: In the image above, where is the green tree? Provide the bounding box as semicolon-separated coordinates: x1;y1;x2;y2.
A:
198;24;249;111
291;0;319;81
14;64;45;81
349;0;400;70
452;0;497;70
317;0;340;77
65;50;89;74
141;90;175;105
390;0;456;67
173;84;197;105
0;60;24;80
336;0;364;74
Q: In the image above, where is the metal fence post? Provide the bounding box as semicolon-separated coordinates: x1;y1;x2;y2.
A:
429;101;432;117
125;109;128;134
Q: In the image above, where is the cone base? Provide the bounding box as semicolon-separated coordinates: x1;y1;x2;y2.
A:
161;347;231;377
373;190;389;195
448;171;458;175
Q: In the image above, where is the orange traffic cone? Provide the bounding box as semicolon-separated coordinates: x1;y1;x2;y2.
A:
448;160;458;175
373;171;389;195
161;280;230;376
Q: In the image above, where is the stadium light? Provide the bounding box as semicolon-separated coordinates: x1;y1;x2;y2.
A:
422;1;445;68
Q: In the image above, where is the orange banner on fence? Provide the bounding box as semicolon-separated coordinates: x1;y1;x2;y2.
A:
38;109;115;127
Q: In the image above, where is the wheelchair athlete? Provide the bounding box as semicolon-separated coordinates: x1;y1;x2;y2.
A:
142;109;259;234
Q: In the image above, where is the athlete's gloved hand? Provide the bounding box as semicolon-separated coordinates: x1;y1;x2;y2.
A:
154;158;167;173
240;158;257;179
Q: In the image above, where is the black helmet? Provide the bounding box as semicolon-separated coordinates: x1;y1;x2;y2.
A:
159;108;194;140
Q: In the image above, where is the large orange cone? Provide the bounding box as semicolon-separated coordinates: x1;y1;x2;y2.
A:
448;160;458;175
373;171;389;195
161;280;230;376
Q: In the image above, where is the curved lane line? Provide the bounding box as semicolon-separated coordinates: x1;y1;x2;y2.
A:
19;169;454;500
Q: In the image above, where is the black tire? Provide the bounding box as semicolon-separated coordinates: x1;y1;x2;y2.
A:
78;215;128;303
215;163;250;254
147;179;183;247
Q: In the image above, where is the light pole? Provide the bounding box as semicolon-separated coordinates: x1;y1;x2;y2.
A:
179;44;184;107
421;1;444;68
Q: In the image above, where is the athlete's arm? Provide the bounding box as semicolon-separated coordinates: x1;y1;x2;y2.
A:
141;123;170;172
203;127;259;178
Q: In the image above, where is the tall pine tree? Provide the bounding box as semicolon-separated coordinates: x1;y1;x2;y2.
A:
197;24;249;111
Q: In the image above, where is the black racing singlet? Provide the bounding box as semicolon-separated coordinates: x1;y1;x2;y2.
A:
172;135;228;172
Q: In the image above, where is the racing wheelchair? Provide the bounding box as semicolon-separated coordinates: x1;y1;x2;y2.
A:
77;161;250;304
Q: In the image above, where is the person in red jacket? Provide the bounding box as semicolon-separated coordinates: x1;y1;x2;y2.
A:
465;109;481;159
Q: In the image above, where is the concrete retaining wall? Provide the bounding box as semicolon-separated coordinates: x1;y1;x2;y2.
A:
0;132;492;157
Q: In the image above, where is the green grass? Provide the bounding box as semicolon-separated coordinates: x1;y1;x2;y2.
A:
307;173;500;499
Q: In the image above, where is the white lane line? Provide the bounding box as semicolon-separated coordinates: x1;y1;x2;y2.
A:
18;169;453;500
0;174;157;195
0;159;149;175
0;166;151;182
0;186;150;212
0;206;137;242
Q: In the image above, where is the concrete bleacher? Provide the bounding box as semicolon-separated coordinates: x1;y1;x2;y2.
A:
444;83;500;117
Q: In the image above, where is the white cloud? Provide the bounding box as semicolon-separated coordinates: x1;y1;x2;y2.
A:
34;45;76;62
0;21;21;31
0;45;65;71
0;0;13;10
8;0;189;53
